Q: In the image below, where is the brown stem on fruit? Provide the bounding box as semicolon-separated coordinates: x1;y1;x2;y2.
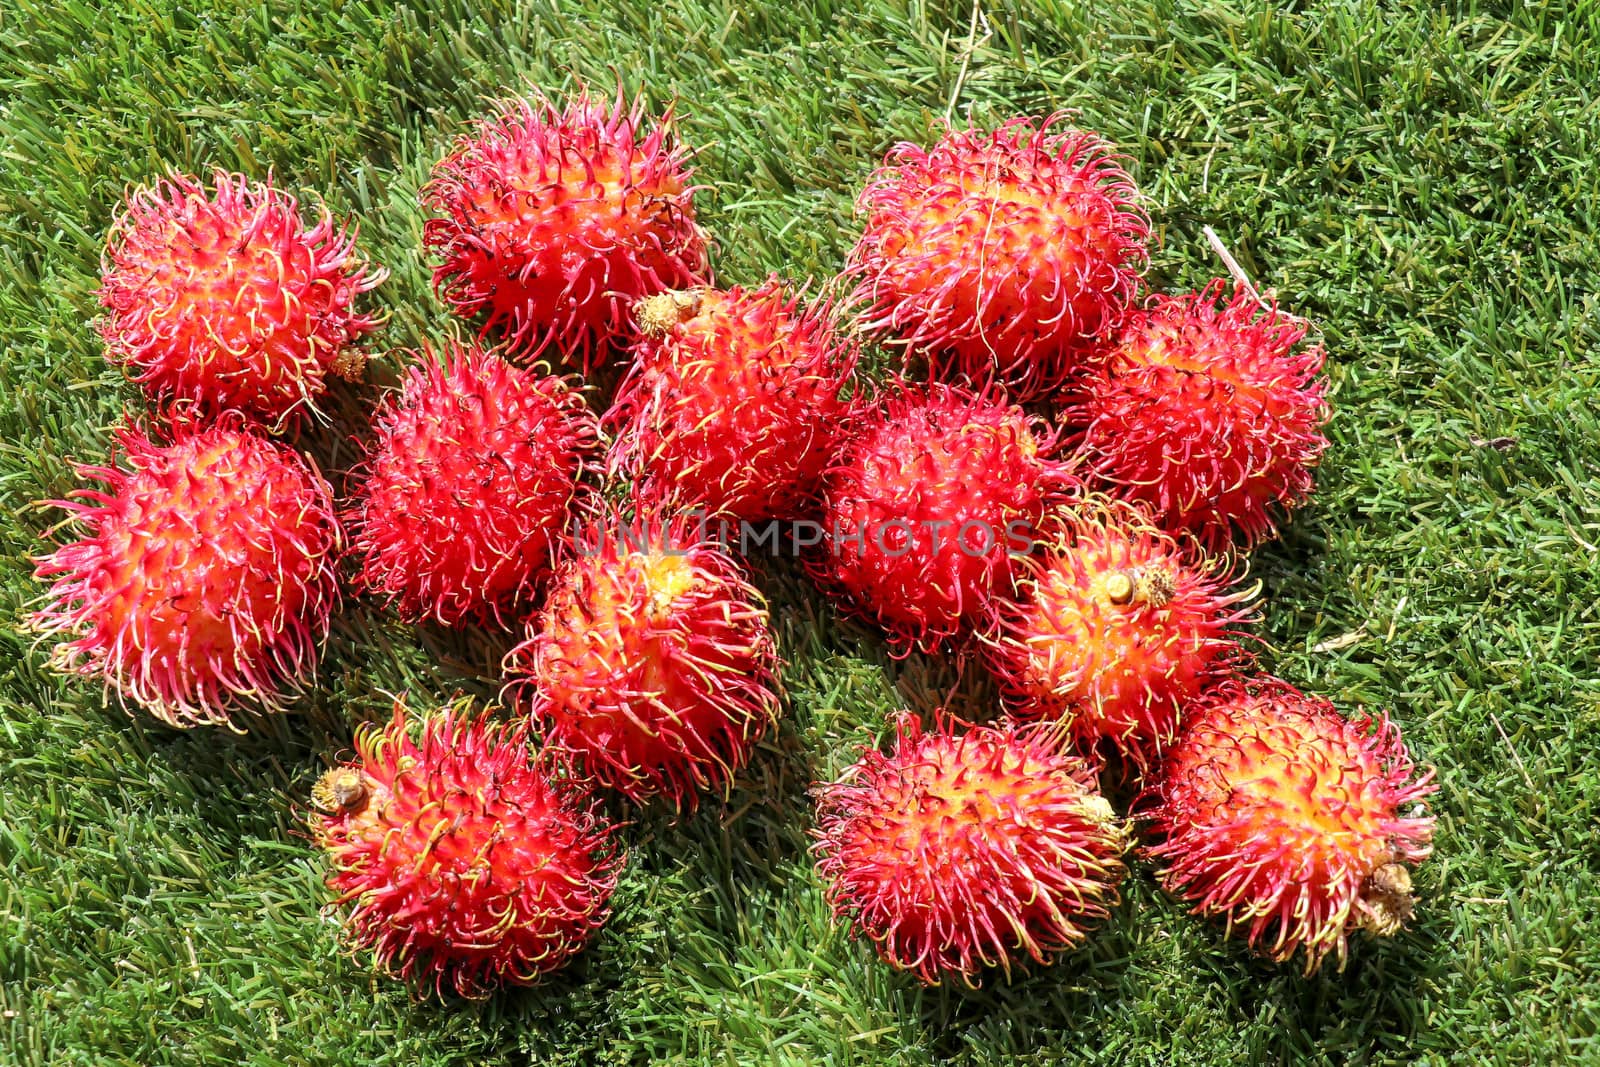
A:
312;768;370;814
1355;862;1415;937
1135;567;1178;609
1107;568;1177;608
331;348;367;382
635;289;703;337
1076;796;1133;861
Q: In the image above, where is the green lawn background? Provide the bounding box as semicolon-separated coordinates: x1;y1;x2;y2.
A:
2;1;1598;1064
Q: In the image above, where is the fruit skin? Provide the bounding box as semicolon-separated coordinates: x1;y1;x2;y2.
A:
812;381;1077;654
504;510;781;810
28;418;341;729
1141;676;1436;974
847;114;1148;401
1067;281;1329;553
422;87;708;370
346;342;598;628
812;712;1127;986
605;279;858;523
98;170;385;428
312;701;622;998
983;499;1258;767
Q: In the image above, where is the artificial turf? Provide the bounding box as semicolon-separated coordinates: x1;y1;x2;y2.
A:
2;0;1598;1063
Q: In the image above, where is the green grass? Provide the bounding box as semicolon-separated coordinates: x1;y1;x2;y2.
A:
3;0;1599;1063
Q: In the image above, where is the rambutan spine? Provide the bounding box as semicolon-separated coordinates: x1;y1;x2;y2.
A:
983;498;1259;766
1069;280;1330;552
505;509;782;810
604;277;859;523
812;380;1078;654
345;340;599;628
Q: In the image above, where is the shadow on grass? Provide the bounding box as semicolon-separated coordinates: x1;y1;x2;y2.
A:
748;551;1007;725
430;948;627;1060
1247;923;1443;1063
902;873;1441;1064
907;893;1148;1063
428;716;827;1060
626;711;819;894
77;595;527;865
885;642;1004;725
285;368;390;499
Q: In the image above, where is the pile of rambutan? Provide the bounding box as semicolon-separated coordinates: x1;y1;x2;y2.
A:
27;84;1440;1012
811;110;1431;986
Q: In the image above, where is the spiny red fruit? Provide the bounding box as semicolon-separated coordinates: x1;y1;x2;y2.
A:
1142;676;1436;973
1068;281;1329;552
28;420;340;729
984;500;1258;766
423;87;708;370
605;279;857;522
98;170;385;427
505;512;781;810
346;342;597;628
848;115;1148;401
813;382;1076;653
812;713;1127;986
312;702;622;998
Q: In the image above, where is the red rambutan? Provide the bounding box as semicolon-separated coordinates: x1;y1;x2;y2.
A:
97;170;385;427
312;701;622;998
983;499;1258;766
1067;281;1330;552
812;713;1127;986
346;342;597;628
605;279;858;523
1141;676;1436;973
422;87;708;369
28;419;341;728
504;511;781;810
847;115;1148;400
812;381;1076;653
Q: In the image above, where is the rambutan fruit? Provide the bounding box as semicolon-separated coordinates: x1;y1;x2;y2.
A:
1141;676;1436;973
28;419;340;729
847;115;1148;400
422;87;708;369
812;381;1076;653
312;701;622;998
345;342;597;628
1067;281;1330;552
504;511;781;810
97;170;385;428
812;713;1127;986
605;279;857;523
983;499;1258;766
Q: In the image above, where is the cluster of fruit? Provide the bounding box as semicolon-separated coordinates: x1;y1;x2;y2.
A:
28;86;1435;998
